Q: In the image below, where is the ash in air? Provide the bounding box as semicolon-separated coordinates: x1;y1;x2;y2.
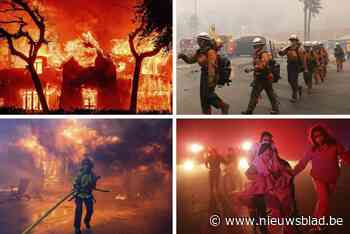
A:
0;119;172;234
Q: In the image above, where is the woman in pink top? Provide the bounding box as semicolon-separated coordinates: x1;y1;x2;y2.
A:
293;124;350;230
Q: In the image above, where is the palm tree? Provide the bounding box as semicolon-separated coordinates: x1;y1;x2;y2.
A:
307;0;322;40
299;0;309;41
299;0;322;41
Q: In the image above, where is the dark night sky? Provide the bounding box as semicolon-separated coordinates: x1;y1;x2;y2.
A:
177;119;350;162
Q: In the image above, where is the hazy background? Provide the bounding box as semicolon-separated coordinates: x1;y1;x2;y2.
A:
177;0;350;40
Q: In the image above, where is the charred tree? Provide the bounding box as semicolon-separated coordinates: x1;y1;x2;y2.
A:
128;0;172;113
0;0;49;112
128;26;162;113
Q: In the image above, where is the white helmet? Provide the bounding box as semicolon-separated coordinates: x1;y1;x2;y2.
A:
289;34;299;41
335;42;340;46
196;32;211;41
304;41;312;47
252;37;266;46
312;41;319;47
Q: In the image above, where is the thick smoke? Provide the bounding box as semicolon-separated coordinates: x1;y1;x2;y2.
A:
0;119;172;189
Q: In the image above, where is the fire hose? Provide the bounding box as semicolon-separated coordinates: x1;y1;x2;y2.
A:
21;188;111;234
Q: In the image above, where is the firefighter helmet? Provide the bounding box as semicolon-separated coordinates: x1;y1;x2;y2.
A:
252;37;266;46
81;158;94;169
303;41;312;47
312;41;319;47
289;34;299;41
196;32;211;42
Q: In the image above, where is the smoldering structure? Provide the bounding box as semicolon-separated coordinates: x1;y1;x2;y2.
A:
0;0;172;113
0;119;172;197
0;119;172;234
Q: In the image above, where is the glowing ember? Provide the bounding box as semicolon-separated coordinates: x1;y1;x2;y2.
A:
82;88;98;110
64;32;99;68
20;85;61;111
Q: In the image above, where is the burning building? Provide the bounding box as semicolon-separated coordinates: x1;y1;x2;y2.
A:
0;56;61;111
60;51;118;111
0;1;172;113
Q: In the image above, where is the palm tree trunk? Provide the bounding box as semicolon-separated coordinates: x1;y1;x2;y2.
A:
304;4;308;41
308;8;312;40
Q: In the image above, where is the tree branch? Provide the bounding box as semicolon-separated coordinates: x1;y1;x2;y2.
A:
128;24;144;59
141;45;162;59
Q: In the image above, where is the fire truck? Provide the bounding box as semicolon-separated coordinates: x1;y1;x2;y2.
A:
179;38;198;54
234;35;267;56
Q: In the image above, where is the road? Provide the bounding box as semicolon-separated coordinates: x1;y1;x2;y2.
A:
177;164;350;234
0;187;171;234
177;57;350;114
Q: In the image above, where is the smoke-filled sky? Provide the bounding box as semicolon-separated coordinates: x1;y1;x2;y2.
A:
177;0;350;37
0;119;172;183
177;119;350;162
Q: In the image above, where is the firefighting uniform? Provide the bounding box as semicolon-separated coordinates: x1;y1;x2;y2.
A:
73;170;98;230
334;47;345;72
303;50;317;91
319;48;329;80
245;50;279;113
205;151;225;199
279;46;304;100
179;47;227;114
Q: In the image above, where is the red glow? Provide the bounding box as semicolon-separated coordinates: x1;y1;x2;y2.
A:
177;119;350;162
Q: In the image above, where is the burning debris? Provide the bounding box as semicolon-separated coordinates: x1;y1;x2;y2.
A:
0;119;172;234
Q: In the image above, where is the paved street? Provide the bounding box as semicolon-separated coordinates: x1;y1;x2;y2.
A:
177;57;350;115
177;164;350;234
0;186;171;234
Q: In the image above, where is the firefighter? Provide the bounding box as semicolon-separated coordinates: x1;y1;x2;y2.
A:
312;41;322;85
242;37;279;114
204;146;225;203
303;41;317;94
279;34;304;103
334;42;345;72
223;147;239;194
178;32;230;114
73;158;98;234
319;42;329;81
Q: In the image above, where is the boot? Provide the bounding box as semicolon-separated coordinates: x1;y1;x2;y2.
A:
84;221;91;229
298;86;302;100
270;110;279;115
221;103;230;115
290;98;297;103
241;110;253;115
75;229;82;234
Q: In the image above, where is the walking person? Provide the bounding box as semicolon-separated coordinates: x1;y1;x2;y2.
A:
73;158;99;234
293;124;350;232
279;35;305;103
178;33;230;114
334;42;346;72
242;38;279;114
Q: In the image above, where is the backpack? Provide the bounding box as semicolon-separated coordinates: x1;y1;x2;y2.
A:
295;46;305;73
216;53;232;86
258;51;281;83
269;59;281;83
